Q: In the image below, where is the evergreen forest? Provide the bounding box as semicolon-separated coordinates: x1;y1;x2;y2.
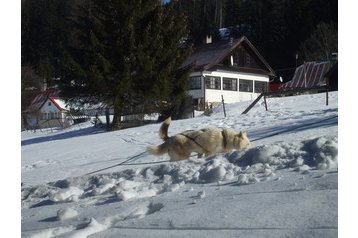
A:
22;0;338;128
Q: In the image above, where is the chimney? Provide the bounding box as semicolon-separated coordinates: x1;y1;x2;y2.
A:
205;35;212;44
42;78;47;92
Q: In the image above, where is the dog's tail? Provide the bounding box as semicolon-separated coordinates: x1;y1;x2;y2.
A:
147;117;171;155
159;117;171;141
147;142;169;156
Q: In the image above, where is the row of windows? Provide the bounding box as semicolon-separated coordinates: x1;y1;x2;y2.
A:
41;112;62;120
190;76;267;93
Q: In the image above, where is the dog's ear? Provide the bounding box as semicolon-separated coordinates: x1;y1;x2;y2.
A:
237;131;247;138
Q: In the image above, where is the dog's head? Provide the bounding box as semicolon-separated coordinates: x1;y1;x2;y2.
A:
234;131;251;150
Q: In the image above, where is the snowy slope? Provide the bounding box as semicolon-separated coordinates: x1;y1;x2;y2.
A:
21;92;338;238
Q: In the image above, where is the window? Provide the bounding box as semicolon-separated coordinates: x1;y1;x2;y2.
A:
205;76;221;90
223;78;237;91
48;102;51;106
42;113;47;120
239;79;253;92
190;76;202;90
245;53;251;65
233;51;240;66
52;112;59;119
50;112;55;119
254;81;267;93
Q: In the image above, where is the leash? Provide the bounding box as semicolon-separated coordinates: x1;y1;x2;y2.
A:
117;160;170;166
85;151;150;175
179;130;228;152
179;132;208;154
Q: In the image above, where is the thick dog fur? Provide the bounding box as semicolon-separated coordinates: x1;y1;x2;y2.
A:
147;117;251;162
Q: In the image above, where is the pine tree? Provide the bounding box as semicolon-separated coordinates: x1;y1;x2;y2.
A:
60;0;192;129
22;0;73;87
299;22;338;61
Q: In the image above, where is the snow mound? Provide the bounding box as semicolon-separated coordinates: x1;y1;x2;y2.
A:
50;186;83;202
57;207;78;221
29;226;74;238
305;136;338;170
22;136;337;208
66;218;108;238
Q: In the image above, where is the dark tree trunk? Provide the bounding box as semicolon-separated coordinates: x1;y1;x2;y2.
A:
111;106;122;130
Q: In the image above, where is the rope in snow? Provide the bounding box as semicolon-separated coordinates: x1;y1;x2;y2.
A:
117;160;171;166
84;150;156;175
85;114;337;175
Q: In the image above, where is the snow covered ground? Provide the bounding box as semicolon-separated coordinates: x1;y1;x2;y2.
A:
21;92;338;238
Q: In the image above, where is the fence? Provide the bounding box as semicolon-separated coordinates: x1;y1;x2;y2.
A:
242;85;328;114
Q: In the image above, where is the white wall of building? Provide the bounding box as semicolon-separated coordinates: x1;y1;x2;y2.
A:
40;98;66;122
187;70;269;104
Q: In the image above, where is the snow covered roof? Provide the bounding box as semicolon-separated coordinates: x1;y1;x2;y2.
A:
50;98;69;111
25;88;68;112
280;61;331;90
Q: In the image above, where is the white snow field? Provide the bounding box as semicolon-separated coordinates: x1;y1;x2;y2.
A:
22;92;338;238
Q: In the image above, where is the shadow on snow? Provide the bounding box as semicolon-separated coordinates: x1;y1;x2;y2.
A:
21;126;105;146
247;115;337;143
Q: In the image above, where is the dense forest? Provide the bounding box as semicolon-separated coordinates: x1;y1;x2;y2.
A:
171;0;337;80
22;0;193;128
22;0;338;127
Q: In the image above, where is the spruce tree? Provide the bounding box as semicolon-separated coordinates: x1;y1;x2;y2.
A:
60;0;192;129
22;0;73;87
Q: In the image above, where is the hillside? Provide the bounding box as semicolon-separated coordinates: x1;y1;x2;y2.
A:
21;92;338;238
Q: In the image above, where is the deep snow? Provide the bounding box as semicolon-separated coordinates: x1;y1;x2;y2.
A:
22;92;338;238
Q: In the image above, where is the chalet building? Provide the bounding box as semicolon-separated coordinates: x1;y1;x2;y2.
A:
182;36;276;109
24;88;72;129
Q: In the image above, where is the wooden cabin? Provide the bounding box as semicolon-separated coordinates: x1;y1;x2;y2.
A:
182;36;276;109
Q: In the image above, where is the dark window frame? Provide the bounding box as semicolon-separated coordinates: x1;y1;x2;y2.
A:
245;53;251;65
239;79;253;92
223;77;238;91
190;76;202;90
205;76;221;90
254;81;268;93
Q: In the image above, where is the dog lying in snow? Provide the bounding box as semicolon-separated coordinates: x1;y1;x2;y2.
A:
147;117;251;161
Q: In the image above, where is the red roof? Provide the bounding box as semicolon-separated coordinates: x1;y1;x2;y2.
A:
25;88;65;112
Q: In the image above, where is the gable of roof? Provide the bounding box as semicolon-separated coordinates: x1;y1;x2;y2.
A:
280;61;331;90
182;36;275;77
25;88;67;113
47;97;67;111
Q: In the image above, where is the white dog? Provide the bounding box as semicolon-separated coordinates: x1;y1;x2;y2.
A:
147;117;250;161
